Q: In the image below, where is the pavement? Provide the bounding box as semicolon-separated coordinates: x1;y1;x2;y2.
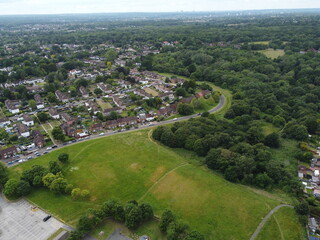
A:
6;95;226;168
249;204;293;240
0;194;71;240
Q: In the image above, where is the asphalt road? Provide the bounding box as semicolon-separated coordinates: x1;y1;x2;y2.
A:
249;204;293;240
8;95;226;167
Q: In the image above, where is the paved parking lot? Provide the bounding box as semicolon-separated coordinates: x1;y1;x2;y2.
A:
0;195;65;240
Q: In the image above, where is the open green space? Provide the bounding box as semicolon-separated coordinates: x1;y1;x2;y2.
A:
258;49;285;59
256;207;306;240
97;99;112;110
144;87;159;97
9;129;295;240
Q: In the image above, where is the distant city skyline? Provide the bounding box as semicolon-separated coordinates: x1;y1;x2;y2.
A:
0;0;319;15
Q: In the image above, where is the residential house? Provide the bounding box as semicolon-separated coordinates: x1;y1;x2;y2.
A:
22;115;34;127
195;90;211;98
90;123;103;132
0;146;17;159
159;92;175;101
86;101;100;114
0;118;11;128
112;96;126;109
79;86;89;98
181;96;195;104
49;108;60;119
34;94;45;109
60;112;74;124
134;89;152;99
309;218;318;232
55;90;69;103
97;83;112;93
60;122;77;137
17;123;30;137
26;86;43;93
170;77;185;86
5;100;20;114
33;130;46;148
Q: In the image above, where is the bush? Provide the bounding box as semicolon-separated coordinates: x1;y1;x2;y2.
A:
81;189;90;199
71;188;81;200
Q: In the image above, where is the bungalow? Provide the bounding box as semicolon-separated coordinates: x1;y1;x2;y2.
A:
0;118;11;128
5;100;20;114
22;115;34;127
17;123;30;137
33;130;46;148
0;146;18;159
170;77;185;86
34;94;45;109
49;108;60;119
134;89;152;99
55;90;69;103
79;86;89;98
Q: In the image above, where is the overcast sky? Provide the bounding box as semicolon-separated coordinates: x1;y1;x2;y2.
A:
0;0;319;15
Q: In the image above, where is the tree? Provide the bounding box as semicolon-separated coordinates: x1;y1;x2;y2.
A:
50;178;67;194
177;103;194;116
49;161;62;174
264;132;280;148
139;203;154;221
94;88;103;95
42;173;57;187
167;221;189;240
159;209;175;233
0;128;9;142
3;179;19;197
255;173;273;189
295;201;309;215
58;153;69;163
0;162;8;186
185;231;205;240
15;180;31;197
105;49;118;62
125;205;142;230
52;126;65;141
29;99;37;110
37;112;49;123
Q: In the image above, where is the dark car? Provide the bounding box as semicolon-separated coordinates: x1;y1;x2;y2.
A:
52;145;58;149
43;215;51;222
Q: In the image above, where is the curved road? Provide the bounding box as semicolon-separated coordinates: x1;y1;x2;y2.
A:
249;204;293;240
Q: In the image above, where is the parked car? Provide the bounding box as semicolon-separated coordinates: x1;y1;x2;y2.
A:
43;151;49;154
43;215;51;222
99;133;105;136
46;147;52;150
52;145;58;149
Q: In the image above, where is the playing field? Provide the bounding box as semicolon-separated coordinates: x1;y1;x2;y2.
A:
10;129;298;239
258;49;285;59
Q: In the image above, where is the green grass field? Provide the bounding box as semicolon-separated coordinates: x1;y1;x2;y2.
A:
144;87;159;97
258;49;285;59
9;129;297;240
97;99;112;110
256;207;306;240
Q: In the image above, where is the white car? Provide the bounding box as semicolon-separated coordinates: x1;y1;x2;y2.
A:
99;133;105;136
173;118;178;120
46;147;52;150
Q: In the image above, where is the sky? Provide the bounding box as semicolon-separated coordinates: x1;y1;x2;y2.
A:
0;0;319;15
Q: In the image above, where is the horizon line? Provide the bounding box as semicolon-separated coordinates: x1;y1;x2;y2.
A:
0;7;319;17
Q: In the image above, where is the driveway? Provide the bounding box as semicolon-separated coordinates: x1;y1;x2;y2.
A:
0;194;68;240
